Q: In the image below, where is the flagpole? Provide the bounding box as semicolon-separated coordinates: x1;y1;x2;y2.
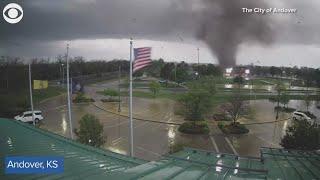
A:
66;44;74;140
28;63;35;126
129;38;134;157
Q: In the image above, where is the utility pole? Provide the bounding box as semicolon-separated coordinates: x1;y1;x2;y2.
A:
174;63;177;82
197;48;200;70
66;44;74;139
61;64;65;86
118;64;121;112
129;38;134;157
197;47;200;78
28;63;35;126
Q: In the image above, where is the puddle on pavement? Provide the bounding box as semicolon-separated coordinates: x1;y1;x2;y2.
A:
37;93;320;160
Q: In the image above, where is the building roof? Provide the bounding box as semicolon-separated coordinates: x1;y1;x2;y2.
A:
0;118;145;180
1;118;319;179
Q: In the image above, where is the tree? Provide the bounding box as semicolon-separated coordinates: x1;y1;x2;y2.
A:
75;114;105;147
304;93;312;112
221;91;245;125
175;62;190;83
315;68;320;87
196;76;216;96
145;59;165;77
281;120;320;150
149;80;161;97
275;81;286;108
207;64;222;76
160;63;175;81
203;78;216;96
178;89;212;121
178;78;216;121
270;66;281;77
279;92;290;108
233;76;244;86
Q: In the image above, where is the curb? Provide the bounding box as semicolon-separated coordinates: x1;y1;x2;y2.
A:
92;102;182;126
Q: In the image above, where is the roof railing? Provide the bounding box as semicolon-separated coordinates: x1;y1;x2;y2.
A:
165;155;268;174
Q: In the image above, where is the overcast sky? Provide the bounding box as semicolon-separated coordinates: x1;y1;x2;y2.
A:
0;0;319;67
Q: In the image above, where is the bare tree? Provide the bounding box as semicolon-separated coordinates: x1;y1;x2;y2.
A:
222;91;245;125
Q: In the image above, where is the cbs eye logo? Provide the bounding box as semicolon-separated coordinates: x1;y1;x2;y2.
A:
3;3;23;24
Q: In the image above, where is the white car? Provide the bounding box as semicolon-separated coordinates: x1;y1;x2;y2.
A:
14;111;44;123
291;111;319;125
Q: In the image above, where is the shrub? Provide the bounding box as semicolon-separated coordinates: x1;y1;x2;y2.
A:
102;89;119;97
281;119;320;150
149;80;161;97
73;93;94;103
219;122;249;134
74;114;105;147
101;98;120;102
218;122;225;129
178;121;209;135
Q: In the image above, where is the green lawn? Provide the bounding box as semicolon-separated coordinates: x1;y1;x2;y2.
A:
33;86;65;103
120;90;178;99
120;81;184;89
0;86;65;117
121;89;319;105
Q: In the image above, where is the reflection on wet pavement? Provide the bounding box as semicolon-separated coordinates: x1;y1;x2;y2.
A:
37;97;215;160
36;81;320;160
233;100;319;157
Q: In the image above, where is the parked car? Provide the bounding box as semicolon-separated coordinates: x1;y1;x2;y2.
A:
14;111;44;124
158;80;167;84
292;111;318;125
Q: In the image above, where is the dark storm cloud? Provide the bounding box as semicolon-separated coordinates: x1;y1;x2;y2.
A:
196;0;274;68
0;0;317;44
273;0;320;45
0;0;195;43
0;0;319;66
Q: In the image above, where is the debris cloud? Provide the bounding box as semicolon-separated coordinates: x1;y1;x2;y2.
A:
197;0;274;68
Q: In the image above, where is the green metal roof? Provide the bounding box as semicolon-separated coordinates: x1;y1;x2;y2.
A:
107;147;320;180
0;118;145;180
1;118;319;179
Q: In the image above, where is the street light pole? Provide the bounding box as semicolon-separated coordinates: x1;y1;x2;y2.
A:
197;48;200;77
61;64;65;86
174;63;177;82
118;64;121;112
66;44;74;139
197;48;200;66
28;63;35;126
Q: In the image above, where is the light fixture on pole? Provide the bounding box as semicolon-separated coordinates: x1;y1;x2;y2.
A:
61;63;64;86
118;64;121;113
197;47;200;77
66;44;74;139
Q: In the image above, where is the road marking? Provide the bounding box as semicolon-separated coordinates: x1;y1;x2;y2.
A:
136;146;162;157
210;136;219;153
225;137;238;155
255;135;279;147
111;137;124;145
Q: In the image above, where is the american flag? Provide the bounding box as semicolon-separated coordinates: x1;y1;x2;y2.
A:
133;47;152;72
